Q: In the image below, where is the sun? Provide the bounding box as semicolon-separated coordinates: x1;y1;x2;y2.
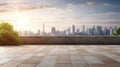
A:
15;18;29;29
10;11;32;31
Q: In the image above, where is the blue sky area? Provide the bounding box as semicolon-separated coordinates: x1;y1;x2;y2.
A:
0;0;120;31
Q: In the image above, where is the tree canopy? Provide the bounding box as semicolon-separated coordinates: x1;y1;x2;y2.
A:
113;27;120;36
0;22;22;45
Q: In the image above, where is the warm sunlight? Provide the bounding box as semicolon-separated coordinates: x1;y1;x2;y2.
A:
9;11;33;31
0;0;119;35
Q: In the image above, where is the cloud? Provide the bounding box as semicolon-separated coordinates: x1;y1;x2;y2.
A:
19;4;53;11
86;1;95;6
0;0;119;26
104;3;111;6
80;4;86;8
67;4;74;8
0;2;7;6
67;1;95;8
79;12;120;23
59;12;120;25
66;4;74;12
0;0;54;12
0;9;8;12
91;12;120;19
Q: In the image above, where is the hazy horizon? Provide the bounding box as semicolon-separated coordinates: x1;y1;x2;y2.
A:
0;0;120;32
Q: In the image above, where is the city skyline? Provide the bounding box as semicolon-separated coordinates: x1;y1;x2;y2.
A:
18;24;118;36
0;0;120;32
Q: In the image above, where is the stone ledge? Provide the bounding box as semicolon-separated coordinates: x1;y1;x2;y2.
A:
20;36;120;44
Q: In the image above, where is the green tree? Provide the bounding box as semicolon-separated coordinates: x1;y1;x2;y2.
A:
113;27;120;36
0;22;22;45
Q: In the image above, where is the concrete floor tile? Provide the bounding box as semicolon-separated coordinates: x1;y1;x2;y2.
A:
83;56;104;64
0;45;120;67
55;64;72;67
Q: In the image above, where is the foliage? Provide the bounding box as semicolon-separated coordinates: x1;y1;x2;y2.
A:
0;22;22;45
113;27;120;36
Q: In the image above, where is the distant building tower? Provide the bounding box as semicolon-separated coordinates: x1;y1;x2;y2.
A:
63;30;66;35
76;29;80;34
83;25;85;34
68;28;71;35
72;25;75;34
38;29;40;35
93;26;96;35
43;24;45;35
24;31;28;36
104;27;110;35
109;27;113;35
51;27;56;35
96;26;103;35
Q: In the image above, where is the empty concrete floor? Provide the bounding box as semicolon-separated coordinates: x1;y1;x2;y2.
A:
0;45;120;67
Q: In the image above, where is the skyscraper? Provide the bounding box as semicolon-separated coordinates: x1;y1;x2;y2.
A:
43;24;45;35
76;29;80;33
68;28;71;35
83;25;85;34
51;27;56;35
72;25;75;34
38;29;40;35
96;26;103;35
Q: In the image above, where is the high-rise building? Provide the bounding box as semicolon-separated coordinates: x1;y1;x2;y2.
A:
24;31;28;36
43;24;45;35
104;27;110;35
76;29;80;34
29;31;34;35
63;30;66;35
56;30;60;35
96;26;103;35
72;25;75;34
88;26;96;35
68;28;71;35
83;25;85;34
38;29;40;35
51;27;56;35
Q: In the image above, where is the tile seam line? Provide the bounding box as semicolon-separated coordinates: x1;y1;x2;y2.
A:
82;56;91;67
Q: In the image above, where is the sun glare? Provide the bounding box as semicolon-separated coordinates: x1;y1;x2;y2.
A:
10;11;32;31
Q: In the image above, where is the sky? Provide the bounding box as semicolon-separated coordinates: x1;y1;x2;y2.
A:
0;0;120;32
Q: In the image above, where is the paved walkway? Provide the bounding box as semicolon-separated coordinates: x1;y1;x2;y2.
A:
0;45;120;67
